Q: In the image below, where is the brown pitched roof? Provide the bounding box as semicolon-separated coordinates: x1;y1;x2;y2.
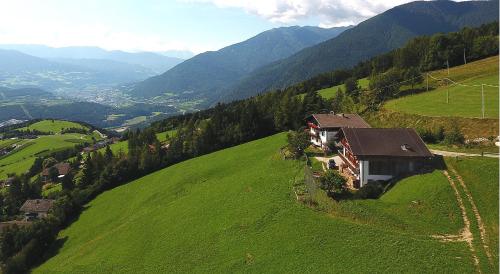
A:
20;199;55;213
341;128;433;158
310;113;371;129
41;163;71;177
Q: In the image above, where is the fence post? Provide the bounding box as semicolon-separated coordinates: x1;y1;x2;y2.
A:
481;84;485;119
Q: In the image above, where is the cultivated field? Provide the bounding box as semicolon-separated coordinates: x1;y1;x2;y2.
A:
35;133;497;273
385;56;499;118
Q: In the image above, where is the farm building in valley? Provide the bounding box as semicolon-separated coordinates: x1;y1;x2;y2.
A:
20;199;55;220
306;113;370;150
337;128;433;188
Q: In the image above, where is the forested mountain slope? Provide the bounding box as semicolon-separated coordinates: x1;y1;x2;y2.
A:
228;0;499;101
130;26;350;100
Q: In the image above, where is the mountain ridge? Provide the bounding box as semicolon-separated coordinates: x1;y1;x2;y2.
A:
0;44;184;73
129;25;351;100
225;0;499;101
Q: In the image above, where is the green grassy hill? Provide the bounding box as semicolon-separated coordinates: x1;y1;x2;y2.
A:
0;120;99;179
35;133;497;273
385;56;499;118
102;129;176;154
298;78;369;100
18;120;87;133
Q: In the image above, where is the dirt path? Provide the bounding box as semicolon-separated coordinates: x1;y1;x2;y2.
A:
440;170;481;273
450;167;493;265
430;149;499;158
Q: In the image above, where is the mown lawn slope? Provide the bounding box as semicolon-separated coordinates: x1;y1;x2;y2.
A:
385;56;499;118
36;134;476;273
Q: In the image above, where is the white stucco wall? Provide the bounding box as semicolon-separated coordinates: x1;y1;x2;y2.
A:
319;130;338;148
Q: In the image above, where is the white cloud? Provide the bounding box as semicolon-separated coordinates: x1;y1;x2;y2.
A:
182;0;430;27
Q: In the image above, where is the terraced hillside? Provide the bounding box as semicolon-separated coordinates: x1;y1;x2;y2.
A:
385;56;499;118
35;133;497;273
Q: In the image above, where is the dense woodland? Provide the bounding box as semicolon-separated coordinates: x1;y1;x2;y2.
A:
0;22;498;273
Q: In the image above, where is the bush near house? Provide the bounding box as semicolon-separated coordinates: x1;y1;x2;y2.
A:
319;170;347;197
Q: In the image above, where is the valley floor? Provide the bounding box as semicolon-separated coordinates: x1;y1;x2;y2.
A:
34;133;498;273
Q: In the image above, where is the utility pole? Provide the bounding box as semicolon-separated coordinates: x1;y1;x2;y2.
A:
446;79;449;104
446;59;450;75
426;73;429;92
463;48;467;64
481;84;485;118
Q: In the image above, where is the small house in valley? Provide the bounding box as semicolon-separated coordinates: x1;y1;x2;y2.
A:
20;199;55;220
41;162;71;182
306;113;371;150
337;128;433;188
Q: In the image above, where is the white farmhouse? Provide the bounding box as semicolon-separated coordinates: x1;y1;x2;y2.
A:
306;113;371;150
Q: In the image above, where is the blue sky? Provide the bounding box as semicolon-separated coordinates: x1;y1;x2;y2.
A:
0;0;433;54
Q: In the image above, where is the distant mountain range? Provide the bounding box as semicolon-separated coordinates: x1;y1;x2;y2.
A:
0;45;184;74
0;49;159;93
130;25;351;100
226;0;499;101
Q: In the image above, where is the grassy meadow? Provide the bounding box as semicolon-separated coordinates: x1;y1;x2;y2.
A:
35;133;488;273
101;129;176;154
0;120;98;179
385;56;499;118
19;120;88;133
297;78;369;100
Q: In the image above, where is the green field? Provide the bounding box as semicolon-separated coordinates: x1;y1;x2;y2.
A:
385;56;499;118
0;120;98;179
317;78;369;99
101;129;176;155
123;116;147;126
447;156;499;270
298;78;369;100
0;134;91;179
34;133;497;273
19;120;88;133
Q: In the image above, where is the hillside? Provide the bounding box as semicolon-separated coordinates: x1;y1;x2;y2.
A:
385;56;499;118
130;26;350;101
34;133;497;273
0;120;99;179
228;0;499;101
0;101;178;129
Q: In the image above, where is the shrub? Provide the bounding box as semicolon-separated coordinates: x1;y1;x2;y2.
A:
355;181;385;199
287;130;309;158
444;124;465;145
319;170;347;195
